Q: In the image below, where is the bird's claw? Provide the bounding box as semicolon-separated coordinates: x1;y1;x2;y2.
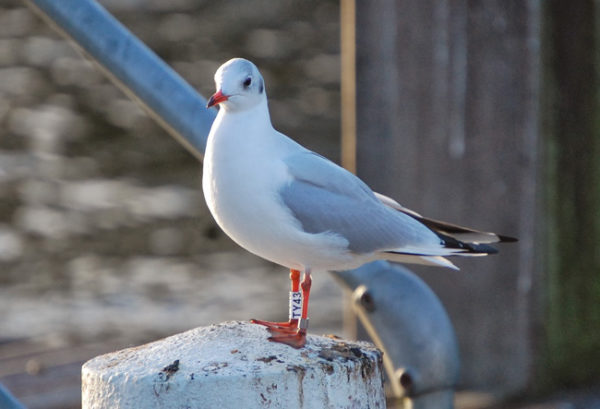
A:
267;330;307;349
250;318;297;328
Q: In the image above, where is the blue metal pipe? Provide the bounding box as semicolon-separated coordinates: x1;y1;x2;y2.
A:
0;382;26;409
23;0;214;160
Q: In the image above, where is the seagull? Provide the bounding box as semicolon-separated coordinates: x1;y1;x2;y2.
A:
203;58;515;348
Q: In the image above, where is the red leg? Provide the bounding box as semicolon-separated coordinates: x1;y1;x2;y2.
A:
251;269;301;331
268;270;312;348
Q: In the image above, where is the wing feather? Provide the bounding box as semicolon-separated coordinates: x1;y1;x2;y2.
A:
281;152;446;255
374;192;517;244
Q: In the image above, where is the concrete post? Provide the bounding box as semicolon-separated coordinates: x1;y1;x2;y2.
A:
82;321;385;409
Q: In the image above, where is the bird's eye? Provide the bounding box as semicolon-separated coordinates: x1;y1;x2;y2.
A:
243;77;252;88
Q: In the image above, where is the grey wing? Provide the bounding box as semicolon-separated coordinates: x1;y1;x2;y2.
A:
281;151;444;254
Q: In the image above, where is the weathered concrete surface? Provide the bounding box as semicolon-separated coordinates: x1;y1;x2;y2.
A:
82;321;385;409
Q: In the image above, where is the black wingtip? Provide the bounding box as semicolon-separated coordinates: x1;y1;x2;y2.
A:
437;232;499;254
469;242;499;254
498;234;518;243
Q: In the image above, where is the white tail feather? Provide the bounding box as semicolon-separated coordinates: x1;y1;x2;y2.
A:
381;252;460;270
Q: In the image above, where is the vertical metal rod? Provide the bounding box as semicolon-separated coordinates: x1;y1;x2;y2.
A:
340;0;357;174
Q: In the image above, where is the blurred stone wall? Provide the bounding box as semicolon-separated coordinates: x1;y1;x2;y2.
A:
0;0;342;343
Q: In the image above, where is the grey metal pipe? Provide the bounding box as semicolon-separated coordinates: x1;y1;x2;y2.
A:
332;261;460;407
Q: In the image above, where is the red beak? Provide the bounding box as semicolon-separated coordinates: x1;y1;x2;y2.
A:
207;90;228;108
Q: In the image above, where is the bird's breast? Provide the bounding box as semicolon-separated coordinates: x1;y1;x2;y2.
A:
203;133;300;261
202;119;354;270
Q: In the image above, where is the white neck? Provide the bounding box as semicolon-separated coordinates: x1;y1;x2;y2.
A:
219;98;271;127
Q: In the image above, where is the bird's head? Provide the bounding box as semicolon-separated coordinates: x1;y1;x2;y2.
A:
207;58;266;112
